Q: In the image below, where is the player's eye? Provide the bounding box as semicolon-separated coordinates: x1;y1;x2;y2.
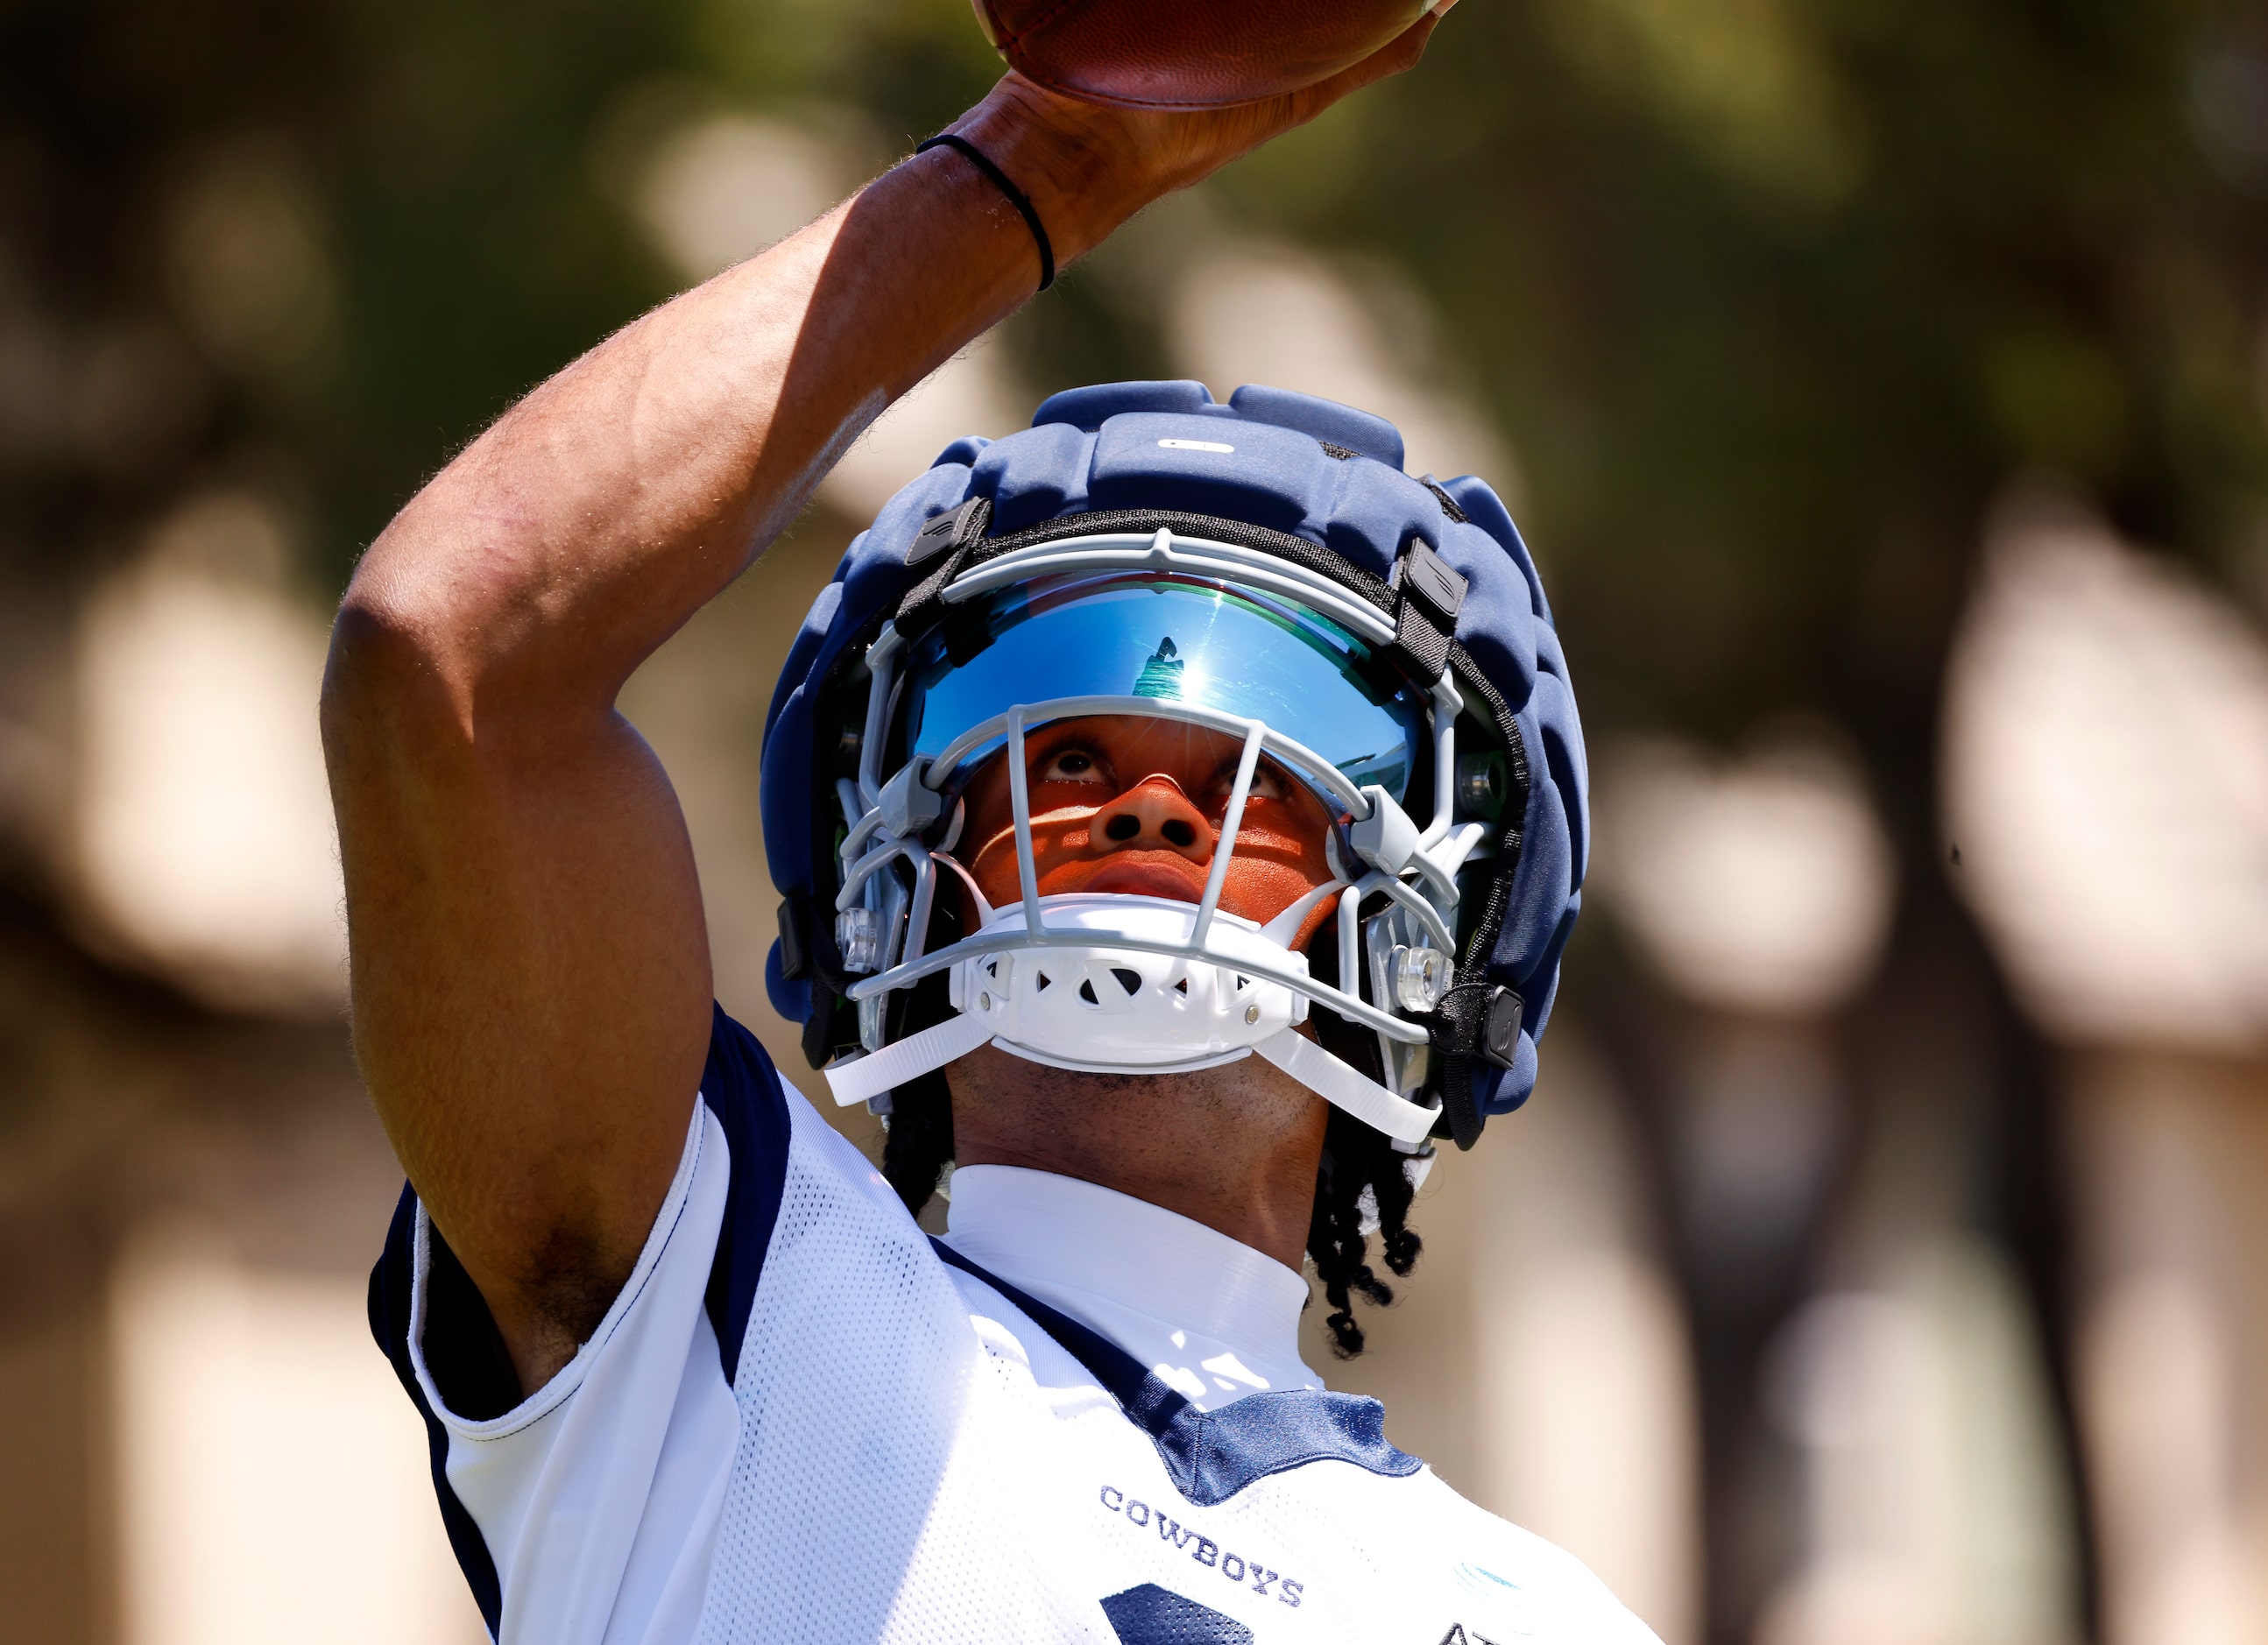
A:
1038;747;1107;784
1251;763;1288;800
1206;759;1289;808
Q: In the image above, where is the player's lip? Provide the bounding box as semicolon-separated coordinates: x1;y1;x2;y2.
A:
1077;859;1208;901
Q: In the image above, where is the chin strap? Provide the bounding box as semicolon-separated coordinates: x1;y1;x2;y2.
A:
822;1013;993;1107
822;1011;1440;1147
1249;1030;1440;1144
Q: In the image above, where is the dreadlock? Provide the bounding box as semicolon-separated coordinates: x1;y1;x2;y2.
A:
881;1068;957;1217
1304;1107;1425;1357
1299;950;1426;1357
1296;907;1425;1356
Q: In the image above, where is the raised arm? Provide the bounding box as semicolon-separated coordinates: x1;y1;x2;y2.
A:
321;42;1438;1395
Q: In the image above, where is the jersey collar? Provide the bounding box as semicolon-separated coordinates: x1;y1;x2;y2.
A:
930;1237;1420;1506
942;1164;1316;1404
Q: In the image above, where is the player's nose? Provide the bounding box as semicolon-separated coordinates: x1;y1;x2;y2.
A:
1090;776;1215;864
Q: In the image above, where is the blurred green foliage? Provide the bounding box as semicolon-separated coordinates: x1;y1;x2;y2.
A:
4;0;2264;772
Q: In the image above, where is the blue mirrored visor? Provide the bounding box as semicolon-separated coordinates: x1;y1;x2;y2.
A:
902;573;1424;800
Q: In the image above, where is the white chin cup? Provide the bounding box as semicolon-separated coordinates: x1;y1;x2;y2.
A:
819;892;1443;1145
947;895;1307;1073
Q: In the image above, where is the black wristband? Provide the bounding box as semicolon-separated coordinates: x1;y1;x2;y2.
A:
916;132;1056;293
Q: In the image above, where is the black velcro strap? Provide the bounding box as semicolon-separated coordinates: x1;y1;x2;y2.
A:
802;985;844;1070
1426;982;1523;1151
1387;540;1467;686
775;897;811;981
908;496;989;568
782;887;858;1069
894;496;993;633
1392;597;1454;685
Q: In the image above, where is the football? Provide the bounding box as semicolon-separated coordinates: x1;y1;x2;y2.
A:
971;0;1438;110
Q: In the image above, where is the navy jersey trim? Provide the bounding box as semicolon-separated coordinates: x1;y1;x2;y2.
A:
1102;1583;1255;1643
929;1239;1422;1507
370;1186;504;1639
698;1003;794;1385
366;1006;791;1634
422;1227;522;1423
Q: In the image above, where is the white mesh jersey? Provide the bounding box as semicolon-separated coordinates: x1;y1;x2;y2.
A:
371;1008;1660;1645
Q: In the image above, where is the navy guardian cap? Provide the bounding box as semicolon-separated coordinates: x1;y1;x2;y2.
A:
761;381;1586;1152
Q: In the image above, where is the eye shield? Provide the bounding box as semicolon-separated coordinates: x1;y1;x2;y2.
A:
901;572;1427;806
817;527;1493;1148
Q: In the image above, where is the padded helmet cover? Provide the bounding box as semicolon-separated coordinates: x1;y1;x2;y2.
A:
760;381;1586;1126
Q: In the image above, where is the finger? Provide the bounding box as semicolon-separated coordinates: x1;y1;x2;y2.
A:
1282;11;1442;117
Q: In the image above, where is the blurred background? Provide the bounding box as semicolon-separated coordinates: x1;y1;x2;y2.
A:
4;0;2268;1640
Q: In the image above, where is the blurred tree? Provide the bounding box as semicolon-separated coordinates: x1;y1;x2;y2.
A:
1211;11;2264;1640
1215;0;2268;742
11;0;2259;752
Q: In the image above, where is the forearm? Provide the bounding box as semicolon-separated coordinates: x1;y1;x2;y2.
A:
340;88;1155;717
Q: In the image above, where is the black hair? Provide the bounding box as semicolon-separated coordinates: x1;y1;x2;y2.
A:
1300;967;1426;1357
880;1067;957;1227
1305;1107;1424;1358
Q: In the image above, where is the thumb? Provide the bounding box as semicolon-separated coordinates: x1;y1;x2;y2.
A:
1284;9;1443;118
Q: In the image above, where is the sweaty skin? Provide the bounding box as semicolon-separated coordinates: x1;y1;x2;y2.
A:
954;717;1339;943
321;31;1441;1394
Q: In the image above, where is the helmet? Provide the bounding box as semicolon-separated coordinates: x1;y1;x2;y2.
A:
761;381;1586;1154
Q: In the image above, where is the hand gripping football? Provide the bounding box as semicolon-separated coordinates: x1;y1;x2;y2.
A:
972;0;1438;110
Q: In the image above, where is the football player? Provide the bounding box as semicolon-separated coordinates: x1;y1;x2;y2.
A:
329;32;1642;1645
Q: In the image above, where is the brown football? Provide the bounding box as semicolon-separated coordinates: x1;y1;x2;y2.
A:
971;0;1437;110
